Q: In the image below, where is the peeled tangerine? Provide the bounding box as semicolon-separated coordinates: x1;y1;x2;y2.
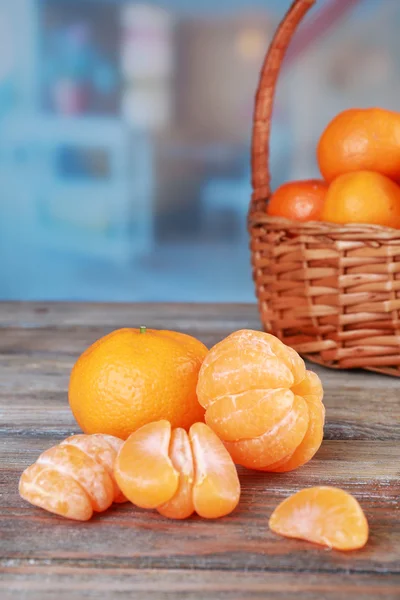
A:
269;487;369;551
114;420;241;519
19;434;127;521
196;330;325;472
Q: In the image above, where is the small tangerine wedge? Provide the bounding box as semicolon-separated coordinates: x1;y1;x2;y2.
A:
204;388;295;442
224;394;309;470
268;371;326;473
19;434;127;521
189;422;241;519
291;370;324;402
269;487;369;551
158;427;195;520
19;464;94;521
268;395;325;473
114;420;179;510
60;434;126;503
114;420;240;519
196;330;325;472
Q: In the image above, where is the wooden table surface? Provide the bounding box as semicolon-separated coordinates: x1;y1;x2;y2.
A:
1;302;399;599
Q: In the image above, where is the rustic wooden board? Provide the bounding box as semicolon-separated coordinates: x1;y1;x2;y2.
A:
0;302;399;599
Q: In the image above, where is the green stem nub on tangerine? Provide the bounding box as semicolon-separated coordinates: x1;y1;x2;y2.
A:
139;326;147;334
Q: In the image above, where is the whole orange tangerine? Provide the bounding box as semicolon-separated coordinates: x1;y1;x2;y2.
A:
68;327;208;439
321;170;400;228
267;179;327;222
317;107;400;183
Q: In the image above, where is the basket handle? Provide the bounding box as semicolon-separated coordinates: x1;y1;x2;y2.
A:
250;0;316;214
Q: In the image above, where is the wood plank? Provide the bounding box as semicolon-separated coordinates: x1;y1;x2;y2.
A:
1;568;399;600
0;302;261;331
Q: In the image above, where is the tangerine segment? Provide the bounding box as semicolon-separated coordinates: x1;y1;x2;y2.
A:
19;464;93;521
269;487;369;551
268;396;325;473
114;420;179;509
291;370;323;403
225;395;309;470
189;422;240;519
157;428;195;520
197;330;305;408
37;444;114;512
93;434;127;503
205;389;295;442
278;344;307;386
61;434;127;503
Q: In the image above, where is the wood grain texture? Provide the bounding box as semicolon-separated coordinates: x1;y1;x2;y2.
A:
1;569;400;600
0;302;399;599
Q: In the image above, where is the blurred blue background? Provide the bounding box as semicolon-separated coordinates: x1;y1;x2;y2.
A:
0;0;398;302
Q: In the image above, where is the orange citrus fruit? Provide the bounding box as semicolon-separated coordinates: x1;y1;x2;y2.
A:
19;434;127;521
114;420;241;519
317;107;400;183
267;179;327;222
321;170;400;228
68;327;208;439
196;330;325;472
269;487;369;551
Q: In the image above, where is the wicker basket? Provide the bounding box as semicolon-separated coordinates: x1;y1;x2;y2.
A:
249;0;400;377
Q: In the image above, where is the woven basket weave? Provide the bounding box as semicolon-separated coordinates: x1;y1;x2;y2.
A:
249;0;400;376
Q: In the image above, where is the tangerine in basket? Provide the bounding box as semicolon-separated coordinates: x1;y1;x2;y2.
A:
69;327;208;439
269;487;369;551
321;170;400;228
114;420;241;519
318;107;400;183
196;330;325;472
267;179;327;222
19;434;127;521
